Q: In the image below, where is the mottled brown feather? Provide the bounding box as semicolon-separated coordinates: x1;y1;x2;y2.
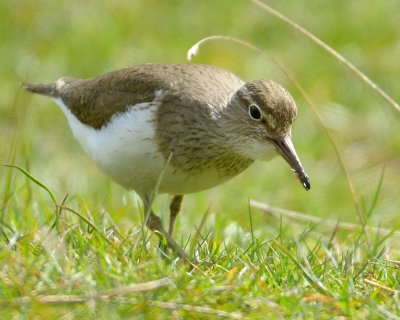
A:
25;64;244;129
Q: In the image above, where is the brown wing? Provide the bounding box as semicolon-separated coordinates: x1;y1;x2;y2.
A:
58;67;168;129
25;64;244;129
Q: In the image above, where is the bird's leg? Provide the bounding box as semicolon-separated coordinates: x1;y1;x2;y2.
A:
145;209;189;261
156;194;182;258
168;194;183;236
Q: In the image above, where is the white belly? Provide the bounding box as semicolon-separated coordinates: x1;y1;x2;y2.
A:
54;98;163;194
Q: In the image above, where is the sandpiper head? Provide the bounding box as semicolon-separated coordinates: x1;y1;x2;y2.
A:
240;80;297;136
228;79;310;190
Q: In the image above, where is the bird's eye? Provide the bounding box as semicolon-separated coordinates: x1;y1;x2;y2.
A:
249;104;262;120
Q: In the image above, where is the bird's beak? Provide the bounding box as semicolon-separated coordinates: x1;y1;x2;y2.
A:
270;135;311;190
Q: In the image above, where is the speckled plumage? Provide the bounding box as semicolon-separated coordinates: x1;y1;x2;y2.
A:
23;63;310;260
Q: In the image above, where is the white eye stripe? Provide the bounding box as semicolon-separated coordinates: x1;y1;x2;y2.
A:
249;104;262;121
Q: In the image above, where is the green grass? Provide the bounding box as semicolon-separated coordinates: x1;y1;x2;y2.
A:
1;0;400;318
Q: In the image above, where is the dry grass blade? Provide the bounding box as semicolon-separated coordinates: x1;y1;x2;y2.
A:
150;301;244;319
0;278;171;306
387;259;400;267
251;0;400;112
364;278;399;294
251;200;400;237
97;277;171;297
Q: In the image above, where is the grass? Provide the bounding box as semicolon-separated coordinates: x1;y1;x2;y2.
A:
1;181;400;318
1;0;400;318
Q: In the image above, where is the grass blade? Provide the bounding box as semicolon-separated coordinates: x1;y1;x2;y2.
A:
3;164;56;205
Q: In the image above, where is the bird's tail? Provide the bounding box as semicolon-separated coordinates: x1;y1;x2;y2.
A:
21;82;58;97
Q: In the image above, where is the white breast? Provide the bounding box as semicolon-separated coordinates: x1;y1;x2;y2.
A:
53;98;165;196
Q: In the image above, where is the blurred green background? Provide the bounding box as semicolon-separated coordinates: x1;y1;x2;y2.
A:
1;0;399;234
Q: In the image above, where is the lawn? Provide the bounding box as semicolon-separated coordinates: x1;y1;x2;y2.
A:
1;0;399;318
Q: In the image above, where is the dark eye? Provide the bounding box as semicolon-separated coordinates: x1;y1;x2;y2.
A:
249;104;262;120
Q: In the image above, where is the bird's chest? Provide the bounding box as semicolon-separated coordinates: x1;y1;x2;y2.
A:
159;151;253;194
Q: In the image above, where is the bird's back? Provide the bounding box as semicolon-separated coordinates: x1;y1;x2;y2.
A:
24;64;244;129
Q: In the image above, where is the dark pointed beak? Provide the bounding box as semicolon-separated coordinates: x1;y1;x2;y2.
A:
270;136;311;190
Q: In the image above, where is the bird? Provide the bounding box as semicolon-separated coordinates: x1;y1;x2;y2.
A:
22;63;310;260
